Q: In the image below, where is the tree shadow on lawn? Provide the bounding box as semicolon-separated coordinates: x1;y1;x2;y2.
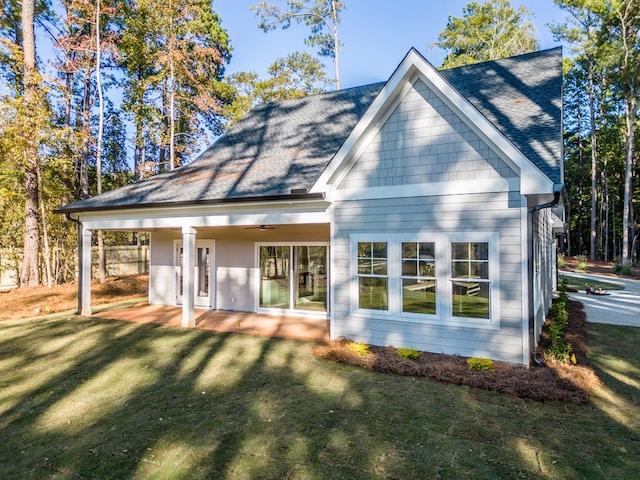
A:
1;313;639;479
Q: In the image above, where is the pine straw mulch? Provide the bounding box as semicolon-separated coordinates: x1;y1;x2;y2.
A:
313;300;601;404
0;274;149;321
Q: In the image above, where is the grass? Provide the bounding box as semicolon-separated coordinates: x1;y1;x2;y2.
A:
1;310;639;479
559;274;624;292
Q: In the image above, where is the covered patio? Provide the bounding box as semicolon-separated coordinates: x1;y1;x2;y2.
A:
93;304;330;342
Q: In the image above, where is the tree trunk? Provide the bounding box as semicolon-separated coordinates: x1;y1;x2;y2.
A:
37;166;52;287
331;0;340;90
621;93;636;265
588;59;597;260
96;0;107;283
81;66;91;200
19;0;40;287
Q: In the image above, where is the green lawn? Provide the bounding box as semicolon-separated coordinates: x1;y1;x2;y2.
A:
559;274;625;292
1;310;639;479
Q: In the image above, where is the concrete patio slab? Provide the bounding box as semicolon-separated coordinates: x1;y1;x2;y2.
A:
93;304;330;342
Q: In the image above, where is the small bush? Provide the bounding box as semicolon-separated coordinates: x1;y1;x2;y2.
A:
396;347;421;360
467;357;494;371
576;254;588;271
558;278;569;303
615;263;632;276
546;297;573;362
557;254;566;268
347;341;370;356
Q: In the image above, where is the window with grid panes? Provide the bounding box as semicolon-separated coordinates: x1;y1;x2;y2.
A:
401;242;436;315
357;242;388;310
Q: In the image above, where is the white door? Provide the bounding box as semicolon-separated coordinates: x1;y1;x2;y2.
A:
175;241;214;308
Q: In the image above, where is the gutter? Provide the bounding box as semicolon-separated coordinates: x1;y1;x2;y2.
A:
527;185;563;366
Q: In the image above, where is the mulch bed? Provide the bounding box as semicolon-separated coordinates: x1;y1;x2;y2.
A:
560;256;639;278
313;300;601;404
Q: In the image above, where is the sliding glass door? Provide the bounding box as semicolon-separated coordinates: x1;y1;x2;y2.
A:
259;244;328;313
295;246;327;312
259;246;291;309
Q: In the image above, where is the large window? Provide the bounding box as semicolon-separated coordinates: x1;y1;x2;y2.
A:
451;242;490;319
259;244;328;313
401;242;436;315
357;242;388;310
351;234;498;327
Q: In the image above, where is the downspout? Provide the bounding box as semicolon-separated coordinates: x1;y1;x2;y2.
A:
527;186;562;366
66;213;84;315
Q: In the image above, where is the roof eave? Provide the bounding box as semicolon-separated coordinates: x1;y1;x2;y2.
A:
55;192;326;215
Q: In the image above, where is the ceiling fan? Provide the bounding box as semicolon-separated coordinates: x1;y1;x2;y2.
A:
244;224;275;231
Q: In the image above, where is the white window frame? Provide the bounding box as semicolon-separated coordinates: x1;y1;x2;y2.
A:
400;241;438;319
350;232;500;329
356;241;390;312
255;242;330;317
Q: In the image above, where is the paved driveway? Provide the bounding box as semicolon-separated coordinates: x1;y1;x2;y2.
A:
560;271;640;327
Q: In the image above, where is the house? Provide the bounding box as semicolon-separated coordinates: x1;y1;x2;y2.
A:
58;48;564;366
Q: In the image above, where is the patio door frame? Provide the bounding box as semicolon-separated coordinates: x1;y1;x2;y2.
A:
255;242;330;317
174;239;216;309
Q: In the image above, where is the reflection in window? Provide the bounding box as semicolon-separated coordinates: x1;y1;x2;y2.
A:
451;242;490;319
401;242;436;315
259;246;290;309
357;242;388;310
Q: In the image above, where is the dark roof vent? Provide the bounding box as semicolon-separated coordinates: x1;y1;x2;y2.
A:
291;188;308;194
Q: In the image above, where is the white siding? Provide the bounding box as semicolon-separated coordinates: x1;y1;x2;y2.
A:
149;230;180;305
531;208;555;344
339;78;516;191
332;193;525;364
331;77;527;364
149;224;330;312
216;240;256;311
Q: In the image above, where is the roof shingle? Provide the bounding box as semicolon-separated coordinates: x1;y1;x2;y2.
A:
59;48;562;213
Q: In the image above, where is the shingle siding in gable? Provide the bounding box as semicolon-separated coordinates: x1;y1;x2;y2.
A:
338;79;517;191
442;48;562;185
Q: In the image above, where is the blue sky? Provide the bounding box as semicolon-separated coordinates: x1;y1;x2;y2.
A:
214;0;567;89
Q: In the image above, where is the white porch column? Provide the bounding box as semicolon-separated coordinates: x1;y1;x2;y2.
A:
79;226;93;316
181;226;196;327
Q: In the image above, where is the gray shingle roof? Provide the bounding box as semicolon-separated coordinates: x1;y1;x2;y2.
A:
441;48;562;184
59;48;562;213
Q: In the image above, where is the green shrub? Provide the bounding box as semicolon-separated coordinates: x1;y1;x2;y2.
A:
558;290;569;304
467;357;494;371
396;347;421;360
347;341;370;356
558;278;569;303
547;298;573;361
557;254;566;268
550;338;572;361
615;263;632;276
576;254;588;271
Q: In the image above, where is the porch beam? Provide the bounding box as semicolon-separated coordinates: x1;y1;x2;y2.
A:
79;226;92;316
181;226;196;327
